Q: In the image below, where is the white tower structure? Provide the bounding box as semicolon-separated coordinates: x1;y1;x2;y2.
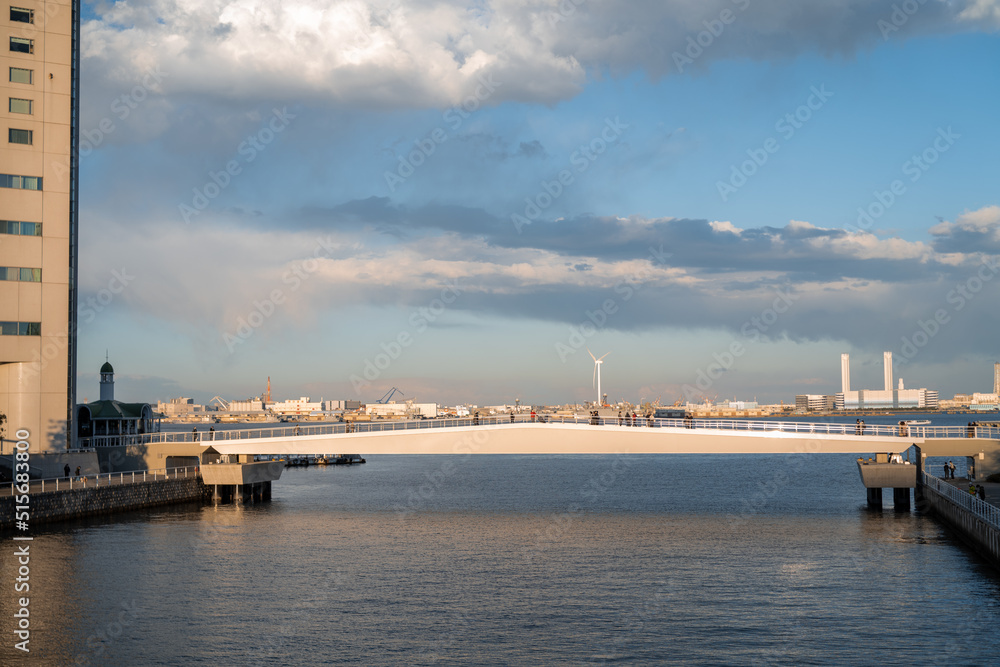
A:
99;360;115;402
883;351;893;392
841;353;851;394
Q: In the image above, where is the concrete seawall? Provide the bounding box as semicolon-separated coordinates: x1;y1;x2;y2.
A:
0;478;210;530
919;478;1000;570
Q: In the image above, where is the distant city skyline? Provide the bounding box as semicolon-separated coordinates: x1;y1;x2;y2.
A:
73;1;1000;408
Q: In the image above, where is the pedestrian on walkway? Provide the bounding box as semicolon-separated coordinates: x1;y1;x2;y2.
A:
75;465;81;480
949;460;957;479
64;463;70;479
978;485;987;501
856;419;861;435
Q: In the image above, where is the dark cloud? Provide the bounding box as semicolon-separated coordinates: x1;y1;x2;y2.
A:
293;198;974;284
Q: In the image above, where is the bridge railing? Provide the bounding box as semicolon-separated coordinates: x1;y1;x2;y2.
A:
921;471;1000;530
4;466;200;497
75;416;1000;447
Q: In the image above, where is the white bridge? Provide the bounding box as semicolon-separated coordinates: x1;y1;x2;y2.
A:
89;416;999;458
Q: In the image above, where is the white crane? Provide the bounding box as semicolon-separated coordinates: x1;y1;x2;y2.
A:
587;349;609;406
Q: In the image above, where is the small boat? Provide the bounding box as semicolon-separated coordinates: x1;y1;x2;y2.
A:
904;420;931;425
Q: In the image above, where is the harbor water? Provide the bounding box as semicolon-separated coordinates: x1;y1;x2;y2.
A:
3;412;1000;665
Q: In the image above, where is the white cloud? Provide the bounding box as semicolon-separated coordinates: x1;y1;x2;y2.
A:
930;204;1000;238
80;0;998;119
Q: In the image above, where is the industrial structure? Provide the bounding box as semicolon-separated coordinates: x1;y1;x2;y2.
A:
834;352;938;410
0;0;80;452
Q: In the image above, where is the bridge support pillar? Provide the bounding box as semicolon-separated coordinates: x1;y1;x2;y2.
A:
892;487;910;511
866;487;883;509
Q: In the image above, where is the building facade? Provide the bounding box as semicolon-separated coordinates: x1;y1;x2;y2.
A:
0;1;79;452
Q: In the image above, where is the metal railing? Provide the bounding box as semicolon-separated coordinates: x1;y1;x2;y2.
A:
921;471;1000;530
3;466;200;497
73;416;1000;447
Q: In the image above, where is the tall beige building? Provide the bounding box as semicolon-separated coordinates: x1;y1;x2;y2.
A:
0;1;79;452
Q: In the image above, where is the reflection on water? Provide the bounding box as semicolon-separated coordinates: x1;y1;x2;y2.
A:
2;450;1000;665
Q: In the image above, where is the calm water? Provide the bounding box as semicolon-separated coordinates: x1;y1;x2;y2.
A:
3;412;1000;665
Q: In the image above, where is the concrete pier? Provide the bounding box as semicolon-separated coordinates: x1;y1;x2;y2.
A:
892;487;911;511
200;458;283;506
917;473;1000;570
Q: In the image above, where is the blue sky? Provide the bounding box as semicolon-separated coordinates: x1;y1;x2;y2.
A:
75;0;1000;407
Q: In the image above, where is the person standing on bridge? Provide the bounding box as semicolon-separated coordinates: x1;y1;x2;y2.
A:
64;463;70;479
948;461;956;479
979;485;987;501
856;419;861;435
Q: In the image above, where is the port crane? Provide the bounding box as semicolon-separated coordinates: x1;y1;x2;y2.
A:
376;387;404;404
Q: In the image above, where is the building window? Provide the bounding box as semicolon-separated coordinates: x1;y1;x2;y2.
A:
10;7;33;23
9;67;32;84
1;220;41;236
0;267;41;281
9;37;33;54
9;98;32;114
8;128;32;145
0;174;42;190
0;321;41;336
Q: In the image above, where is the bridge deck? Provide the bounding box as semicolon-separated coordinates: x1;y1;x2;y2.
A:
201;421;916;456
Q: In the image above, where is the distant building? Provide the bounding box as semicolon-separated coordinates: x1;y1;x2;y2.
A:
796;395;835;412
835;388;938;410
268;397;325;415
228;398;265;413
155;397;205;417
367;402;438;419
836;352;937;410
76;361;156;446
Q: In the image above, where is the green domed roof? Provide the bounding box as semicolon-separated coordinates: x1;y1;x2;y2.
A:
100;361;114;374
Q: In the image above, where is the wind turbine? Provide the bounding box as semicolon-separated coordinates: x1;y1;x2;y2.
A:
587;349;609;406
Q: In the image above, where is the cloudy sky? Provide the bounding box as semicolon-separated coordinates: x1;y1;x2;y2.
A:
76;0;1000;407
